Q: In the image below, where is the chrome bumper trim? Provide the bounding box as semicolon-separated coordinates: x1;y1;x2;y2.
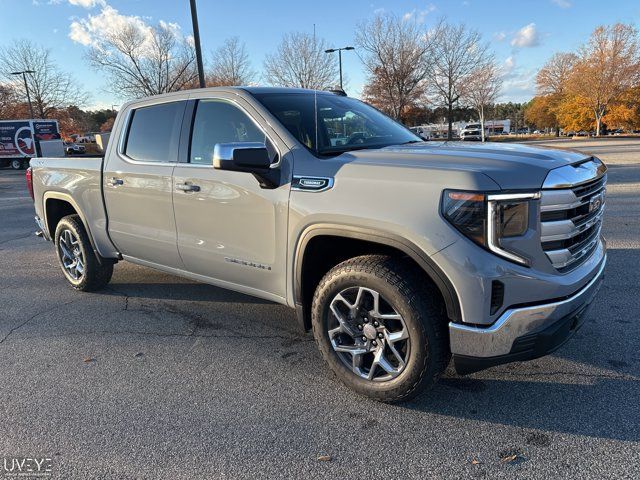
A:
448;254;606;358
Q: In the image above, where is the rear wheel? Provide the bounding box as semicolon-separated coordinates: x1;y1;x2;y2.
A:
10;159;23;170
312;255;450;403
54;215;113;291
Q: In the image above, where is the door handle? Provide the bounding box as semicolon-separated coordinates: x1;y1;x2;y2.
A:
109;177;123;186
175;182;201;192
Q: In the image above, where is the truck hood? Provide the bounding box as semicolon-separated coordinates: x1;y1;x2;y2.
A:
342;141;590;189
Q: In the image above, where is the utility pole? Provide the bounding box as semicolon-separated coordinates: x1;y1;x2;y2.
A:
189;0;206;88
324;46;354;91
11;70;35;118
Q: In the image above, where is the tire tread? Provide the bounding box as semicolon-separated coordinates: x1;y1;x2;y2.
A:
311;254;449;403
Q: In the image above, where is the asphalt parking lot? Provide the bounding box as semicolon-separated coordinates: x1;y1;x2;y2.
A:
1;138;638;479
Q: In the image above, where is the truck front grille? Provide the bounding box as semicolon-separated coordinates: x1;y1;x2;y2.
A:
540;165;606;272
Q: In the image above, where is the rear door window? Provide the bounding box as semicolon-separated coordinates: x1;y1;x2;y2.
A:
124;101;185;163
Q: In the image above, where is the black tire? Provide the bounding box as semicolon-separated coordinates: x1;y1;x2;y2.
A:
311;255;450;403
10;159;23;170
54;214;114;291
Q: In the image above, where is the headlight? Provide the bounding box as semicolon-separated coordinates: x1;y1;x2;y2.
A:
442;190;540;266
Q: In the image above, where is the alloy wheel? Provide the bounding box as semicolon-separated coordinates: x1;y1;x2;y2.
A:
327;286;410;382
58;228;85;281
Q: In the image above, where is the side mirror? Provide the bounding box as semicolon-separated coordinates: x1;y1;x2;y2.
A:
213;142;279;189
213;142;271;172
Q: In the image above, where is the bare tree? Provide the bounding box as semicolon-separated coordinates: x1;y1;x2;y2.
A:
0;84;18;118
356;13;438;121
0;40;87;118
208;37;255;86
534;52;577;136
264;32;336;89
536;52;577;96
567;23;640;136
426;22;490;140
86;22;198;98
460;59;502;142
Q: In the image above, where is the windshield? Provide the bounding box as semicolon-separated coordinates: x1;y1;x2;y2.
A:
252;92;421;156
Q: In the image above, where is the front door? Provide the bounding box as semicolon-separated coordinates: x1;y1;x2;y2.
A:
172;96;289;300
103;99;186;268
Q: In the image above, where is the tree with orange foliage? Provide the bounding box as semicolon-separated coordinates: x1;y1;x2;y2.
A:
566;24;640;136
555;95;594;132
602;86;640;130
525;96;557;131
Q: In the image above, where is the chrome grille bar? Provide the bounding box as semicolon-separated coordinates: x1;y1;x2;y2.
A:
540;158;607;272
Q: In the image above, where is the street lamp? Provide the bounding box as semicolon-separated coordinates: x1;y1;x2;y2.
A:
189;0;206;88
324;46;354;91
11;70;35;118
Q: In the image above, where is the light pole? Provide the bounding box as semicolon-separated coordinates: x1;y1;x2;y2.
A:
324;46;354;91
189;0;206;88
11;70;35;118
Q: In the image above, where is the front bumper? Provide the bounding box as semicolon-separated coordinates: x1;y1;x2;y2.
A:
449;254;606;374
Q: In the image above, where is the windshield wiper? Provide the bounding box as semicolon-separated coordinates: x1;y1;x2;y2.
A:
317;145;386;156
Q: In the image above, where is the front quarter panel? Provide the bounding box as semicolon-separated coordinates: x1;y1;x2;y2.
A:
287;152;501;305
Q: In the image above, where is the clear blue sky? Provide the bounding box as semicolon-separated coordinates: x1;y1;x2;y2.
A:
1;0;638;109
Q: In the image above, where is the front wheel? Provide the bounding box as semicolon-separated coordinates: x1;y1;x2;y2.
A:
10;159;23;170
311;255;450;403
54;214;114;291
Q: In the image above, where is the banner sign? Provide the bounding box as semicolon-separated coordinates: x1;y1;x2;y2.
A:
0;121;35;157
33;120;61;141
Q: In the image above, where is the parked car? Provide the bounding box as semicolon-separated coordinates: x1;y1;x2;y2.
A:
64;142;86;155
460;123;483;141
409;126;430;140
28;87;607;403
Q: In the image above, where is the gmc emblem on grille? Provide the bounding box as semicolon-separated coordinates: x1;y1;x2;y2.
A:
589;192;604;212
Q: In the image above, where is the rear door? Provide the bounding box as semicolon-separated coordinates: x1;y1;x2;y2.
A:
103;97;187;268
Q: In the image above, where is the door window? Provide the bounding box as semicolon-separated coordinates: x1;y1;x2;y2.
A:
124;101;185;163
190;100;265;165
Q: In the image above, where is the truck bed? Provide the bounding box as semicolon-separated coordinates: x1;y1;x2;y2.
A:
30;155;119;259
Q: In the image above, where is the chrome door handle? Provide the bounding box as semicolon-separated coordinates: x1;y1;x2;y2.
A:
175;182;200;192
109;177;123;186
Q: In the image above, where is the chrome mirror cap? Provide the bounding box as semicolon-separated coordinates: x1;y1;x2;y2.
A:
213;142;268;167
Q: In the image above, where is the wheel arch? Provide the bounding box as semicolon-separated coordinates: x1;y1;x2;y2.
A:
43;192;98;252
293;224;462;331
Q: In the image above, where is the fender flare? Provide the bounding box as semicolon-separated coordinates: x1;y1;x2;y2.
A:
43;192;99;253
292;224;462;328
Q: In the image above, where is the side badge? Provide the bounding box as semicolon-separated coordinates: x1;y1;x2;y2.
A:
292;176;334;192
